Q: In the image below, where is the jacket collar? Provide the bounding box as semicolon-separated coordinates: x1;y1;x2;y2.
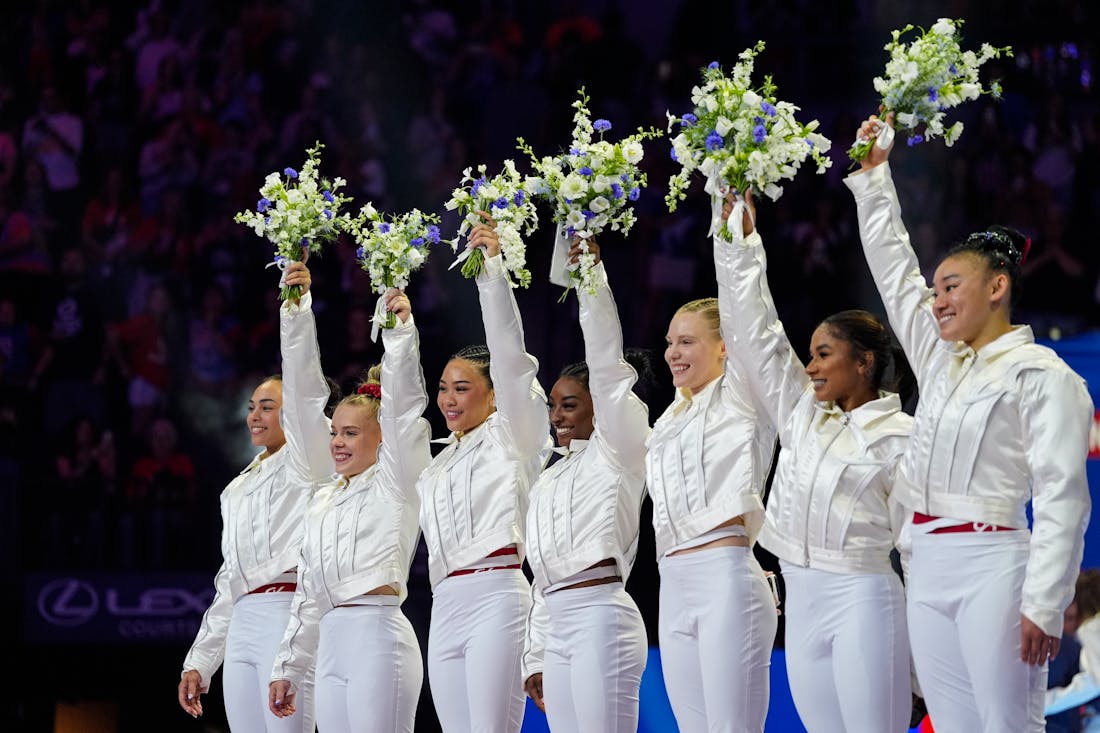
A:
551;437;590;458
668;373;723;416
239;446;287;476
813;391;902;433
947;325;1035;363
430;413;495;447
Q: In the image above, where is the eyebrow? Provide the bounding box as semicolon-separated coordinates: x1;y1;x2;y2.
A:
257;398;278;404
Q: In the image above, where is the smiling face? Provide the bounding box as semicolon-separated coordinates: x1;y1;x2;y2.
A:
437;359;495;434
932;252;1009;350
329;402;382;478
248;379;286;455
549;376;594;448
665;311;726;394
805;325;875;411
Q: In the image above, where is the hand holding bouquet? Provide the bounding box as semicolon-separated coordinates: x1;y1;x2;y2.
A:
234;142;352;300
848;18;1011;162
346;204;440;338
666;43;832;240
444;160;539;288
519;88;660;296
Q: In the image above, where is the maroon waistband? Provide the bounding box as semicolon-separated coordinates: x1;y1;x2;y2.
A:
913;512;1012;534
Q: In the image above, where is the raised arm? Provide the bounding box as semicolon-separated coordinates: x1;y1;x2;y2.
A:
1019;366;1093;644
842;117;940;377
714;192;809;436
470;218;548;458
576;248;649;471
280;263;334;486
375;289;431;503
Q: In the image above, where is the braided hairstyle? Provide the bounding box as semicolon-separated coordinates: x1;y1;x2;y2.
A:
819;310;915;404
559;348;659;400
450;345;493;388
944;225;1028;307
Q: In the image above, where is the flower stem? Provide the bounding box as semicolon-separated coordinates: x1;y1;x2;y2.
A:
460;248;485;279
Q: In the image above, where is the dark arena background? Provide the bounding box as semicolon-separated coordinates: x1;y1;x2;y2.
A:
4;1;1100;731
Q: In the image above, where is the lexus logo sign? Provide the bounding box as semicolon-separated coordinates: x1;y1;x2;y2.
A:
37;578;99;627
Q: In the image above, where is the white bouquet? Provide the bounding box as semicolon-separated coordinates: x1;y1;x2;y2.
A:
666;42;832;239
346;205;440;337
518;88;661;296
848;18;1011;162
234;142;352;300
444;160;539;288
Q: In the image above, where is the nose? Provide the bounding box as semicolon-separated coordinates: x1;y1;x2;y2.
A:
933;290;948;312
805;359;817;376
549;405;562;424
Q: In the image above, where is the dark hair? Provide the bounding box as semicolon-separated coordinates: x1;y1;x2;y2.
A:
559;348;658;400
450;345;492;388
944;225;1027;307
819;310;915;403
1076;569;1100;622
258;373;342;418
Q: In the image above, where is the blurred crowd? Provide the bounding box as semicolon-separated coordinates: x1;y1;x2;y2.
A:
1;0;1097;576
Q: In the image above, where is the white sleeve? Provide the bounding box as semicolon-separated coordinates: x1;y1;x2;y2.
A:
843;163;941;380
476;253;549;458
270;544;323;693
1019;366;1093;637
521;582;549;681
181;554;233;690
375;315;431;505
577;262;649;471
715;226;809;439
280;292;334;486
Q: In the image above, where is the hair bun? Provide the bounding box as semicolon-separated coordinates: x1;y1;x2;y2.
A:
966;226;1028;266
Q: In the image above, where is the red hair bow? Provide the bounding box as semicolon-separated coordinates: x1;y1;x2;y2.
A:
357;383;382;399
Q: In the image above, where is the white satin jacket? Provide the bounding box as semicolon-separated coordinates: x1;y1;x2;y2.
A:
846;162;1092;636
646;252;775;559
417;254;552;587
181;320;318;691
719;225;912;575
522;262;649;679
269;295;430;691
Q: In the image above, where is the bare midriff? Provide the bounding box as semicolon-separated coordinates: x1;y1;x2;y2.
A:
561;558;620;591
668;515;748;556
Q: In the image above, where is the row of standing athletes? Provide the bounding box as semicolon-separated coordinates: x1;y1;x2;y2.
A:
176;114;1093;732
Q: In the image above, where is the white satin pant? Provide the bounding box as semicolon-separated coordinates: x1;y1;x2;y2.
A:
314;602;422;733
428;569;532;732
781;562;910;732
224;593;315;733
658;545;778;732
908;529;1047;732
543;582;648;733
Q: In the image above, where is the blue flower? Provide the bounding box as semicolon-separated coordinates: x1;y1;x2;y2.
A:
593;119;612;132
300;238;309;249
805;138;814;149
284;167;298;179
670;146;678;161
705;131;723;151
628;187;640;201
569;147;584;156
264;216;271;225
492;197;509;209
754;116;765;126
513;190;525;206
579;166;594;177
681;113;698;126
564;198;573;205
257;197;271;213
907;134;924;147
949;63;958;75
927;87;939;102
583;209;595;220
566;226;576;237
753;125;767;143
379;223;391;233
620;173;629;182
760;101;777;117
322;209;333;220
355;247;364;259
427;225;441;244
707;61;720;70
322;190;335;203
611;183;624;199
410;237;425;248
471;177;486;196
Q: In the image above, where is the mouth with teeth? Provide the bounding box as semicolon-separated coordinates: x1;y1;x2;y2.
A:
444;410;461;423
669;363;689;381
332;450;352;466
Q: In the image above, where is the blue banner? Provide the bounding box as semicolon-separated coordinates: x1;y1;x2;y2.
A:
24;572;214;644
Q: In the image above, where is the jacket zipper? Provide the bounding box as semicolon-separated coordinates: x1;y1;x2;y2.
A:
803;415;848;566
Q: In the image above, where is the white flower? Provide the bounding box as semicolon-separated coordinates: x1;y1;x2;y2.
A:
931;18;956;36
588;196;610;213
715;116;734;137
622;140;644;164
560;174;588;200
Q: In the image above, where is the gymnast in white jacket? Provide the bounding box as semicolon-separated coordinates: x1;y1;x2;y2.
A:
520;239;649;733
848;114;1092;732
418;215;552;733
718;190;914;732
266;262;430;733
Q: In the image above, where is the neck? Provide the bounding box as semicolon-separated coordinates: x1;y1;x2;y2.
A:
965;315;1012;354
259;442;285;460
836;387;878;413
689;369;723;395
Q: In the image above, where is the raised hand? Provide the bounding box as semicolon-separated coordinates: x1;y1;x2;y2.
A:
720;188;756;237
468;211;502;259
856;112;895;172
384;288;412;324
